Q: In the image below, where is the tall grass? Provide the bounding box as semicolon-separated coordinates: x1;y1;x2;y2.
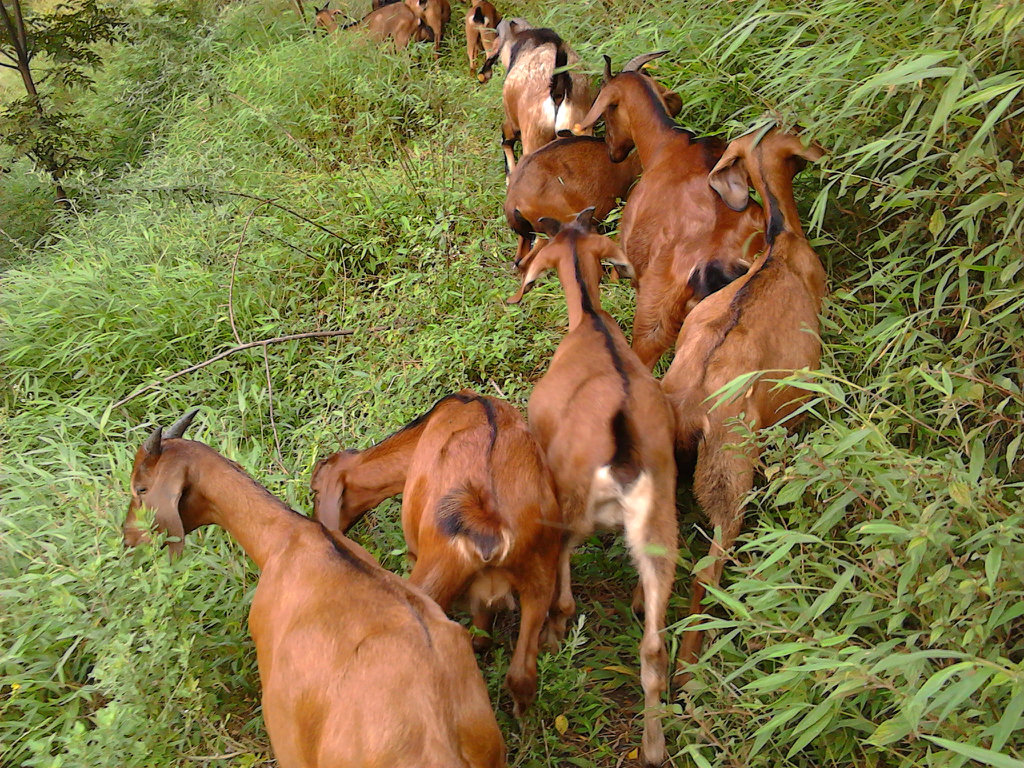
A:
1;0;1021;766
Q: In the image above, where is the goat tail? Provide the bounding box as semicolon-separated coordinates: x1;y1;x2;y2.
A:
436;485;510;565
549;42;572;107
608;408;642;486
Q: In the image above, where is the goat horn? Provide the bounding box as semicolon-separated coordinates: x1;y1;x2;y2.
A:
602;54;613;84
622;50;669;72
142;425;163;456
164;407;200;440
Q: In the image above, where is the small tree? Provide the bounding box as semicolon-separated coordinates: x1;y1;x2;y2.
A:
0;0;126;207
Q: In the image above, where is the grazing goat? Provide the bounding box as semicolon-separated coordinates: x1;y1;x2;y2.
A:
505;57;683;270
508;210;677;767
315;1;432;48
311;390;564;717
465;0;501;76
478;19;594;178
408;0;451;58
661;126;826;670
505;136;642;268
122;409;506;768
574;55;764;369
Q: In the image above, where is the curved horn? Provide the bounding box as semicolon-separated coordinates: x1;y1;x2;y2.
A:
623;50;669;72
142;425;163;456
603;54;613;84
163;407;200;440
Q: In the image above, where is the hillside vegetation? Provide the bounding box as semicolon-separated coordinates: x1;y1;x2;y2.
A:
1;0;1022;766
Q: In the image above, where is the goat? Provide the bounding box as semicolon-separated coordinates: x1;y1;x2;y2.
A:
574;55;764;369
505;55;683;270
408;0;451;58
661;126;826;670
464;0;501;76
311;390;564;718
508;210;677;767
315;1;432;49
372;0;401;8
122;409;506;768
478;19;594;179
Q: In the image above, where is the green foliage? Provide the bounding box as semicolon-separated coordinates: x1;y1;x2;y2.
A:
1;0;1022;766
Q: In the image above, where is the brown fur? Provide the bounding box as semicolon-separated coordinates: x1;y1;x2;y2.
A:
505;136;642;268
575;72;766;369
316;1;432;48
408;0;451;57
508;212;677;768
464;0;501;76
311;390;564;718
661;127;826;670
478;21;594;179
122;416;505;768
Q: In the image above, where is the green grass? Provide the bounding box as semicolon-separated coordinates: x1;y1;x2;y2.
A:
1;0;1022;766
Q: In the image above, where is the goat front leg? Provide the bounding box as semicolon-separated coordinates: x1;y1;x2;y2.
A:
631;285;678;370
466;32;479;76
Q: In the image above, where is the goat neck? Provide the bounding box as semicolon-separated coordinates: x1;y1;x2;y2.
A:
553;232;605;332
142;440;302;570
577;72;682;169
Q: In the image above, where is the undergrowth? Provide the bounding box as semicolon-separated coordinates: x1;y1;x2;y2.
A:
1;0;1021;766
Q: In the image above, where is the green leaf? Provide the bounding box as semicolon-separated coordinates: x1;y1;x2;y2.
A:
922;735;1024;768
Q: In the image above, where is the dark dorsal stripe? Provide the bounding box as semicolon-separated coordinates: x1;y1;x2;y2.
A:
509;28;563;70
380;391;477;444
570;235;631;396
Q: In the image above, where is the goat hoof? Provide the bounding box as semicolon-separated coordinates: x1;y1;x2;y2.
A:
472;634;493;653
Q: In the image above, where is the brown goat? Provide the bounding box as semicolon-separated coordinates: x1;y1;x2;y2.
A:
505;55;683;270
508;210;677;767
122;409;506;768
661;127;826;669
408;0;451;57
465;0;501;76
505;135;642;268
478;19;594;178
315;1;432;48
575;57;765;369
311;390;564;717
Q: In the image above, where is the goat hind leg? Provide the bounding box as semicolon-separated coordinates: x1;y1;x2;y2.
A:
540;532;580;650
506;574;555;717
624;493;677;767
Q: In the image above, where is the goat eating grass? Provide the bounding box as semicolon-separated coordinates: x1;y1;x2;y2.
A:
509;210;678;767
311;389;565;717
123;409;506;768
661;126;827;673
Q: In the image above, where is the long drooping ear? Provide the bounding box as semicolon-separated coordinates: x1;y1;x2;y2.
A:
311;459;344;533
507;242;556;305
164;408;199;440
148;465;187;557
142;425;162;457
708;150;751;211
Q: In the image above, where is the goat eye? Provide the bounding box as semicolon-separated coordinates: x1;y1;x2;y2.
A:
136;487;148;495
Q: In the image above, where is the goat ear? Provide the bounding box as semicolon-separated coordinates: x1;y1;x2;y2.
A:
164;407;199;440
574;206;596;231
537;217;562;237
147;467;187;558
795;138;826;164
507;257;546;304
142;425;163;457
573;87;612;135
659;87;683;118
708;153;751;212
602;54;613;84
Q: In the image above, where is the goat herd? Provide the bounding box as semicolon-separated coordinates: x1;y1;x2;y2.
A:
122;1;829;766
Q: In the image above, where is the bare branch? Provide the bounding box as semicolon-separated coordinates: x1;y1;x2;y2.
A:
0;59;16;69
